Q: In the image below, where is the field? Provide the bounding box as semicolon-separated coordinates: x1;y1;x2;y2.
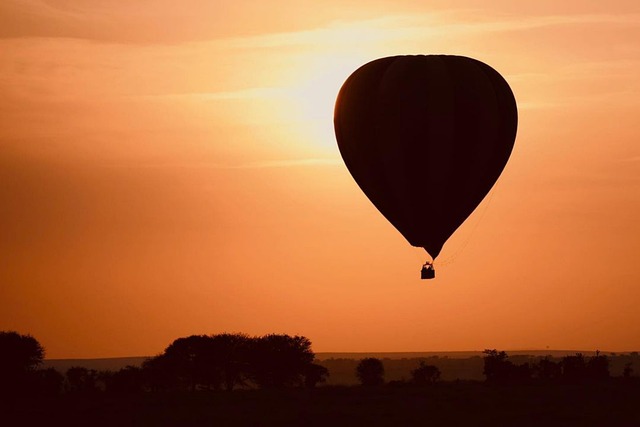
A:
6;382;640;426
4;383;640;427
27;351;639;426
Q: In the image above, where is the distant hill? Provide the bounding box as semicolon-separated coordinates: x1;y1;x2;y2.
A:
43;357;148;373
315;350;593;360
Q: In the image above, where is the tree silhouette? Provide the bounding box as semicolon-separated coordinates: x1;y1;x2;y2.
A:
140;333;318;391
0;331;44;369
553;351;611;384
304;363;329;388
248;334;315;388
157;333;255;391
142;354;179;391
163;335;215;391
482;349;511;384
209;333;252;391
411;361;441;385
0;331;45;396
356;358;385;386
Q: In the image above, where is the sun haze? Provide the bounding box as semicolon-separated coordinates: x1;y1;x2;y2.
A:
1;0;639;358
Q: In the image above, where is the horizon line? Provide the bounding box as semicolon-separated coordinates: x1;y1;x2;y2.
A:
44;348;638;361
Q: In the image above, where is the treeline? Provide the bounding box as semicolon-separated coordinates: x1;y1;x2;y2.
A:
481;349;636;385
321;352;640;385
0;331;328;397
1;330;638;399
347;349;639;388
141;333;329;391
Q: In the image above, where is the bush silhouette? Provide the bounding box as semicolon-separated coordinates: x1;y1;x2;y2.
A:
304;363;329;388
483;350;612;385
483;349;531;384
65;366;99;394
623;362;634;379
535;357;562;382
411;361;441;385
104;365;145;394
560;352;610;384
586;351;610;382
356;358;385;386
33;367;64;396
560;353;586;383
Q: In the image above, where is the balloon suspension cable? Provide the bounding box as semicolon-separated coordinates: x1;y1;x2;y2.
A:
423;254;434;268
437;187;497;267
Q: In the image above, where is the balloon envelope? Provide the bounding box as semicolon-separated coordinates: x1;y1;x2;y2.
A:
334;55;517;259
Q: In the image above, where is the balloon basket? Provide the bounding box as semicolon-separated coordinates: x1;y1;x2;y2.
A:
421;265;436;280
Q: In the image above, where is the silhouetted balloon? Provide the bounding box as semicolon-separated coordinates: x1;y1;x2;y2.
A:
334;55;517;259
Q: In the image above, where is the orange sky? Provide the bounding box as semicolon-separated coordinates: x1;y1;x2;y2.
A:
1;0;639;358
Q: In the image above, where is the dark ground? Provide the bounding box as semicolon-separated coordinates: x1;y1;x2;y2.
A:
5;382;640;427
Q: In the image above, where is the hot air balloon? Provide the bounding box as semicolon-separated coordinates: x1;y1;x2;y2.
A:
333;55;518;279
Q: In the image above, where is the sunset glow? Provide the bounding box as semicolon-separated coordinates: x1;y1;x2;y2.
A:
1;0;639;359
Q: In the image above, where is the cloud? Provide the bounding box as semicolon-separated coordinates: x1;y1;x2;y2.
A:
145;88;292;101
108;158;342;170
0;0;98;40
228;158;342;168
2;1;639;46
0;0;359;44
445;12;640;33
196;12;640;50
